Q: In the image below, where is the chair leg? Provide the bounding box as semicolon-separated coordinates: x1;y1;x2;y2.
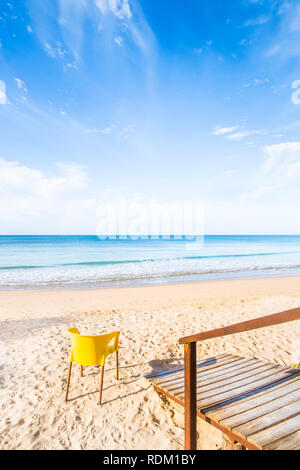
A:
80;365;83;377
116;351;119;380
98;365;105;405
65;362;72;402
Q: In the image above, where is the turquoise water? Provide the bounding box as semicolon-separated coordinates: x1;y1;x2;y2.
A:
0;235;300;289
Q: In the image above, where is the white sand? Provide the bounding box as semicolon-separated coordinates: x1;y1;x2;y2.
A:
1;276;300;450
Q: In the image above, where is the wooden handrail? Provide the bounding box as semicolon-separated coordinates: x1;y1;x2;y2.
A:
179;306;300;345
180;306;300;450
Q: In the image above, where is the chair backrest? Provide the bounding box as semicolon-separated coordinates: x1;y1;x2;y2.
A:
68;328;120;366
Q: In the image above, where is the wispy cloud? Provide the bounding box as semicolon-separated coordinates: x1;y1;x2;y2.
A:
225;129;265;141
0;80;7;104
261;142;300;176
15;78;28;93
44;42;56;58
264;3;300;62
84;123;136;138
118;124;136;138
211;125;265;141
254;78;269;85
194;39;213;55
239;142;300;201
94;0;132;19
211;126;239;136
85;125;114;135
44;41;66;59
245;15;270;27
239;38;253;46
114;35;124;46
290;4;300;32
28;0;155;69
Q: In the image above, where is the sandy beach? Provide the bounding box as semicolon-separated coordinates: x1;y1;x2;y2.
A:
1;275;300;450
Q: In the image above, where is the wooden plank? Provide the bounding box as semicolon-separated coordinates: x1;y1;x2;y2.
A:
151;356;244;386
264;430;300;450
196;369;300;410
233;399;300;439
196;363;278;392
192;365;286;401
179;306;300;344
248;414;300;449
145;354;230;380
184;342;197;450
223;388;300;430
206;376;300;422
148;354;241;384
168;362;278;396
147;351;300;451
148;354;238;384
164;358;261;391
144;354;230;380
164;358;264;391
203;374;300;418
166;364;278;395
152;381;261;450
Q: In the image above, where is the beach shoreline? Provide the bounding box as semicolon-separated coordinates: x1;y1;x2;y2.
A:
2;235;300;292
1;275;300;449
1;274;300;319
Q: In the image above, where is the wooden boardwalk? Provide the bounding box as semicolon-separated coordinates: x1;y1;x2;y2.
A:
146;354;300;450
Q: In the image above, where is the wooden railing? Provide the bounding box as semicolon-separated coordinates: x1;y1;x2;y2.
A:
178;306;300;450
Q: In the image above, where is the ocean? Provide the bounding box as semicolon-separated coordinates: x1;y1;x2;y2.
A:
0;235;300;290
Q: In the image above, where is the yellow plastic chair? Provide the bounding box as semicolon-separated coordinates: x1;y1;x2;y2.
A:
65;328;120;405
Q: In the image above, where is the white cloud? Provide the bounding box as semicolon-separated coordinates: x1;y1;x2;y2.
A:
0;159;88;197
212;125;265;141
239;38;252;46
15;78;28;93
94;0;154;56
0;159;98;234
44;41;66;59
84;125;114;134
225;129;265;141
119;124;135;138
211;126;239;136
263;4;300;63
1;155;299;235
290;4;300;32
44;42;56;58
0;80;7;104
254;78;269;85
239;142;300;201
84;123;136;137
29;0;154;66
95;0;132;19
114;35;124;46
245;15;270;27
261;142;300;176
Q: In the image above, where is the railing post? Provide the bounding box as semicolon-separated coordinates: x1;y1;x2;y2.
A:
184;342;197;450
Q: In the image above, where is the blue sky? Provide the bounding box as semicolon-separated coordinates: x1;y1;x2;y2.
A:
1;0;300;234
